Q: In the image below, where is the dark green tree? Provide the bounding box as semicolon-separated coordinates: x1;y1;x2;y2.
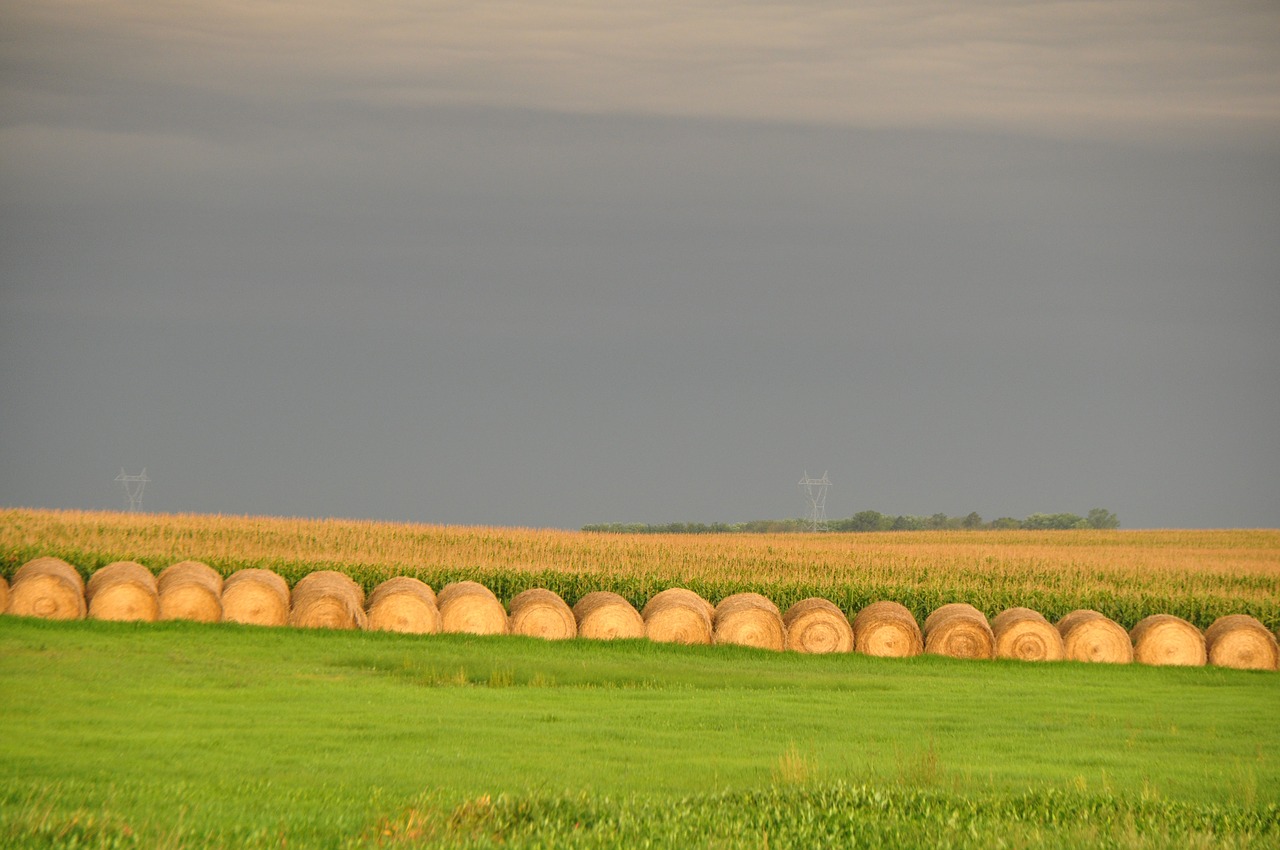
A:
1087;508;1120;529
848;510;888;532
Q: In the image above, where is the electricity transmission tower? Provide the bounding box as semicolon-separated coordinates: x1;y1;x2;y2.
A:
115;468;149;512
798;471;831;532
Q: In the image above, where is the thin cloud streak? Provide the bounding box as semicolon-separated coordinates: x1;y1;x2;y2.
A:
4;1;1278;143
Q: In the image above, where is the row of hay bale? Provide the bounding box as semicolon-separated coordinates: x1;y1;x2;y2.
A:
2;558;1277;671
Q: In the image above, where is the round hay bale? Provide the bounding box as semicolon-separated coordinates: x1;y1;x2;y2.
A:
157;560;223;595
289;570;367;630
992;607;1064;662
0;575;8;613
783;598;853;654
1204;615;1279;671
1057;609;1133;664
367;577;441;634
851;601;923;657
642;588;713;645
8;557;86;619
923;603;994;660
221;568;290;626
13;556;86;594
86;561;158;622
438;580;508;635
642;588;715;622
573;591;645;640
1130;614;1206;667
713;592;785;652
157;560;223;623
293;570;365;607
369;576;437;608
437;579;494;608
508;588;576;640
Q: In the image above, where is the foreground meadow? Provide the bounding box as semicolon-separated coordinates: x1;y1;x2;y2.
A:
1;618;1277;849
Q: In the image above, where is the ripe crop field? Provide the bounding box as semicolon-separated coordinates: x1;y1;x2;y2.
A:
2;508;1278;848
2;508;1278;629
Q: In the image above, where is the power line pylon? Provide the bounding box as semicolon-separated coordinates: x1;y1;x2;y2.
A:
798;471;830;532
115;468;149;512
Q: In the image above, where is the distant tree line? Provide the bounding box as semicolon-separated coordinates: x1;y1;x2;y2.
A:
583;508;1119;534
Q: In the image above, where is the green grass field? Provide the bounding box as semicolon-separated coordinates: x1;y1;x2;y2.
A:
2;616;1277;848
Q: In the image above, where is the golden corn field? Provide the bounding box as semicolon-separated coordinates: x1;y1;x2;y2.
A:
3;508;1278;632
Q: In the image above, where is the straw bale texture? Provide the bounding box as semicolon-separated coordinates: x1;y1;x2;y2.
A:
0;575;8;613
713;592;785;651
783;597;853;654
295;569;365;607
86;561;158;622
642;588;713;645
221;568;290;626
369;576;437;608
14;556;86;594
7;558;87;617
289;570;367;630
1204;615;1279;671
573;591;644;640
157;560;223;623
1130;614;1206;667
85;560;152;599
508;588;576;640
8;557;87;620
367;577;441;634
437;579;493;608
438;580;508;635
642;588;715;622
991;607;1064;662
851;601;922;657
1057;610;1133;664
923;603;995;660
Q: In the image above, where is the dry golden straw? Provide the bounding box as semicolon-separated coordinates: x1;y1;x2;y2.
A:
1057;609;1133;664
157;560;223;623
1204;614;1279;671
851;601;923;657
438;580;508;635
572;591;645;640
991;607;1064;662
0;575;7;612
86;561;158;622
7;557;86;620
641;587;713;645
713;592;785;651
366;576;441;634
289;570;367;630
1130;614;1206;667
923;603;995;660
508;588;577;640
783;597;853;654
221;568;290;626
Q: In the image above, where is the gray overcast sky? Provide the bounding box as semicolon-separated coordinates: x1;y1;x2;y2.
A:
2;1;1278;529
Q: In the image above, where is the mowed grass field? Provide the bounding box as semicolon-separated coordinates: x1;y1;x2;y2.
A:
2;619;1277;849
2;509;1279;848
